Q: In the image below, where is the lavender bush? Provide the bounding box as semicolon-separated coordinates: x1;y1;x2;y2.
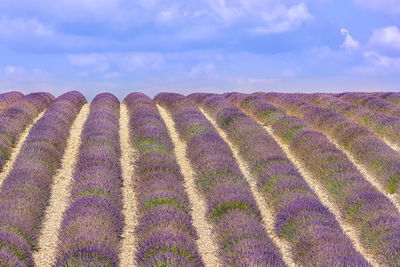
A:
191;93;368;266
307;93;400;146
0;91;24;114
155;93;285;266
380;92;400;106
228;93;400;265
338;93;400;119
0;91;86;267
295;93;400;194
0;92;54;172
124;93;203;266
55;93;122;267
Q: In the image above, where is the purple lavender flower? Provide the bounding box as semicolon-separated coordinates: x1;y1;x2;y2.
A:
124;93;204;266
241;93;400;264
155;93;284;266
0;91;86;265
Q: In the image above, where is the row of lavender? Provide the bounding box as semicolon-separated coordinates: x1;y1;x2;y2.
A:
0;93;53;172
380;92;400;106
298;93;400;193
54;93;123;266
338;92;400;119
190;93;368;266
317;94;400;194
334;92;400;117
124;93;203;266
0;91;86;266
155;93;285;266
0;92;24;114
304;93;400;147
228;93;400;265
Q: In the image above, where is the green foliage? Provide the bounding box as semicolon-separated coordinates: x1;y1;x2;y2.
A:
62;253;111;267
221;114;245;128
360;113;373;127
186;123;210;138
0;224;34;250
258;109;285;124
144;197;185;211
369;159;388;177
0;240;29;264
345;202;362;221
0;131;14;147
210;201;257;221
280;219;298;241
324;177;344;204
387;174;400;194
144;246;195;263
241;96;256;108
140;144;171;155
75;189;112;202
283;126;302;142
0;147;10;161
197;169;242;191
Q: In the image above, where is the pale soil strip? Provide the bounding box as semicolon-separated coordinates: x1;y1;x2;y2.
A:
290;106;400;209
325;135;400;214
381;137;400;155
33;104;89;267
157;105;221;267
262;125;381;267
0;110;46;187
200;108;297;267
119;104;139;267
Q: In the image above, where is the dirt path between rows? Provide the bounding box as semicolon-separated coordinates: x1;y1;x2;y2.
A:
33;105;89;267
0;110;46;187
200;108;297;267
119;104;140;267
262;124;381;267
158;105;221;267
325;135;400;215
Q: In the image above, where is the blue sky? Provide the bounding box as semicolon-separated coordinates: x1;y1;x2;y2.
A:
0;0;399;100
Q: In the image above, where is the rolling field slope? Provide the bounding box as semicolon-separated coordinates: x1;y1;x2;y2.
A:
0;91;399;267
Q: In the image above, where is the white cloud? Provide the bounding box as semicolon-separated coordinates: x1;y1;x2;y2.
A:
1;65;50;82
68;52;166;74
68;53;109;72
128;53;165;70
156;6;179;23
352;0;400;15
205;1;312;34
336;26;400;74
364;51;400;70
4;66;19;74
189;62;216;77
1;1;312;36
368;26;400;55
282;67;301;78
0;17;53;37
252;3;312;34
340;28;360;51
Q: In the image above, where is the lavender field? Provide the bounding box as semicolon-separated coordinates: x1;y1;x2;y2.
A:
0;91;399;267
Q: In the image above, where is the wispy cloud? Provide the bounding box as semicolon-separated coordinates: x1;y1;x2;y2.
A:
189;62;216;78
368;26;400;55
128;53;165;70
68;53;109;72
1;1;313;35
251;3;313;34
364;51;400;69
0;0;399;96
0;17;53;38
340;28;360;51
